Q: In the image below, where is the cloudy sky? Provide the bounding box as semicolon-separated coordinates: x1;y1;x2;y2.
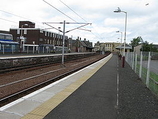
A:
0;0;158;45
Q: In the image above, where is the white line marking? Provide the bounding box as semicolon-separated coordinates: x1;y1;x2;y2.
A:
116;59;119;108
117;72;119;106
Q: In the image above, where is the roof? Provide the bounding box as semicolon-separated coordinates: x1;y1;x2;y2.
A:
153;44;158;49
0;40;19;44
81;41;93;49
116;44;132;49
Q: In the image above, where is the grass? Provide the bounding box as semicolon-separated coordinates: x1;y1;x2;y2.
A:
136;63;158;82
150;72;158;82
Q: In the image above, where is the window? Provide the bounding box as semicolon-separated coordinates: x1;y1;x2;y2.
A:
39;38;43;41
17;29;20;34
45;31;47;36
48;32;49;37
0;35;5;39
6;35;13;40
24;29;27;34
40;30;43;33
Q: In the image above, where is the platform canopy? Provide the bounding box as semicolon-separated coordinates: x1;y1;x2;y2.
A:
0;40;19;44
115;44;132;50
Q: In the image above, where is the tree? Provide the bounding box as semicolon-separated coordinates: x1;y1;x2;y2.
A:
141;41;150;51
130;36;142;51
141;41;158;52
131;36;158;52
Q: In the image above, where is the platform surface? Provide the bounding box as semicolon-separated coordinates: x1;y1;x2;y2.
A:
44;53;118;119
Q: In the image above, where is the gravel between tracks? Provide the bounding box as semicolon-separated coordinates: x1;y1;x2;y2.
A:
118;59;158;119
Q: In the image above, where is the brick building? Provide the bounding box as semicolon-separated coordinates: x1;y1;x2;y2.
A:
69;37;93;52
94;41;120;53
10;21;68;53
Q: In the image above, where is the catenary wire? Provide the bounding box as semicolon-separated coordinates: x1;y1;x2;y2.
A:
0;17;17;23
43;0;77;22
0;9;46;29
59;0;88;23
58;0;103;41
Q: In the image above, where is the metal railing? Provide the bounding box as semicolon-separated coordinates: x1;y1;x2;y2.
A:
125;52;158;96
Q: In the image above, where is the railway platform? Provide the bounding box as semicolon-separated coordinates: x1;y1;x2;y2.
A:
1;53;158;119
0;52;98;72
0;52;95;59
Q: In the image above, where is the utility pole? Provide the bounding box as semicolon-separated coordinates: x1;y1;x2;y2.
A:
43;21;91;66
62;20;66;65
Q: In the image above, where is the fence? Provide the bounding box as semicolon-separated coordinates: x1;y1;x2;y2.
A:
125;52;158;96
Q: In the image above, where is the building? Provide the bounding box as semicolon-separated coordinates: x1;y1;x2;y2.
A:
94;41;121;53
116;44;132;55
10;21;68;53
69;37;93;52
134;44;142;55
0;30;19;54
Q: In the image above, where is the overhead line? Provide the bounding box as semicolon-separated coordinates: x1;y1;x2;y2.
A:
43;0;102;41
43;0;77;22
0;10;33;22
58;0;103;40
0;17;17;23
59;0;88;23
0;9;46;29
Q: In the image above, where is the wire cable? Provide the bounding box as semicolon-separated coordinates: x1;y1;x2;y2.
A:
58;0;102;41
0;10;33;22
0;9;47;29
43;0;77;22
0;17;17;23
59;0;88;23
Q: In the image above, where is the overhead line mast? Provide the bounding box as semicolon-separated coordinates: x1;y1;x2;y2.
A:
57;0;102;41
43;0;91;66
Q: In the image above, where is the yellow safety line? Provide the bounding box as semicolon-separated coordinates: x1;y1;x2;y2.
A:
21;54;112;119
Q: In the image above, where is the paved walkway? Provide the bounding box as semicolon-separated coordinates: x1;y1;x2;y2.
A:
44;54;118;119
44;54;158;119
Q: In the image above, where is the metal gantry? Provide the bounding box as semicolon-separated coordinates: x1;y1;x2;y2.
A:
43;21;91;66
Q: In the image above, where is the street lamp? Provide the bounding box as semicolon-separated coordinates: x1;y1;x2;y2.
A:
116;31;123;56
116;31;123;44
114;7;127;68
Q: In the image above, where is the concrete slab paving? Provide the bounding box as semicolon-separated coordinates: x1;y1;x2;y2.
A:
28;91;56;103
5;100;41;116
0;111;21;119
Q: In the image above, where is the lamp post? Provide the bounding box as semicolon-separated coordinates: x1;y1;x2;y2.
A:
116;31;123;44
114;7;127;68
116;31;123;57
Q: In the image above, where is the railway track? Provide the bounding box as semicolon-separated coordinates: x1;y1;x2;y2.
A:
0;53;110;107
